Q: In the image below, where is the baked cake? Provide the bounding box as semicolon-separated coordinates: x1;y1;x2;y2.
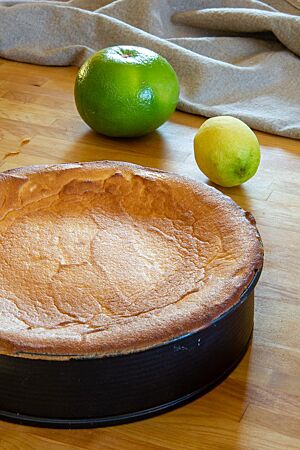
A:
0;161;263;359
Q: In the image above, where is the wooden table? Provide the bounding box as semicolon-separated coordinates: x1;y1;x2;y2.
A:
0;58;299;450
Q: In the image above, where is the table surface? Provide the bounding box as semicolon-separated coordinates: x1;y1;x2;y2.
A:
0;58;299;450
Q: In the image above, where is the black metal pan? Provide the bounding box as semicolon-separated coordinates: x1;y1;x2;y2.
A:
0;269;261;428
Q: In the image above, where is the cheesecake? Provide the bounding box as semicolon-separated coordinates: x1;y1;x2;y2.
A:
0;161;263;359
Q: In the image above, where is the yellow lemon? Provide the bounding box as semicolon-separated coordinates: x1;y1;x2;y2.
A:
194;116;260;187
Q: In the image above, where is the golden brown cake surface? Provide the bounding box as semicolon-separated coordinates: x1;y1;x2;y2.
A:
0;161;263;359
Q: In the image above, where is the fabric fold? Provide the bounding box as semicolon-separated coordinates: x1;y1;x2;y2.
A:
172;8;300;56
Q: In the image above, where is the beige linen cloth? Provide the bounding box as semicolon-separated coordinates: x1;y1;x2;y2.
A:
0;0;300;139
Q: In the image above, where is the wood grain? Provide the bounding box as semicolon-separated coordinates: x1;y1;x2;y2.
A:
0;58;299;450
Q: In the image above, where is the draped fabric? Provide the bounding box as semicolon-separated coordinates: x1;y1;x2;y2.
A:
1;0;300;138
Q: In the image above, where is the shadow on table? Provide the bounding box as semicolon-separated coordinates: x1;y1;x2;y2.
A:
207;180;254;213
63;127;174;171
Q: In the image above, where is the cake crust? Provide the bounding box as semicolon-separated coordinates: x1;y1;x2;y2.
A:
0;161;263;359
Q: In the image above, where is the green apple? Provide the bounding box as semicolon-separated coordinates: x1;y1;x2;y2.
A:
194;116;260;187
